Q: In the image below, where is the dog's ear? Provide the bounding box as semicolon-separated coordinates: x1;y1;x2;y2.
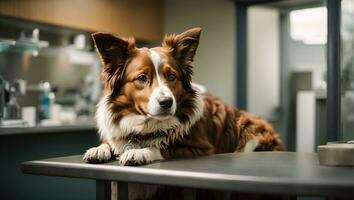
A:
92;32;135;74
163;27;201;65
163;27;201;91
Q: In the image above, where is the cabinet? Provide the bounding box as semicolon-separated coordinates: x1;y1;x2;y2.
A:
0;0;163;41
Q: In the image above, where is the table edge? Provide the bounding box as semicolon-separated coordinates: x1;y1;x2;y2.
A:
21;159;354;197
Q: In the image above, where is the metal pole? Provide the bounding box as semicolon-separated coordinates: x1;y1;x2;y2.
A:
183;188;197;200
235;3;248;110
326;0;341;142
96;180;111;200
117;181;129;200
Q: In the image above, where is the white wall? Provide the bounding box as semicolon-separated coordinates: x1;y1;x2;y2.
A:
247;7;280;120
164;0;236;105
296;91;316;153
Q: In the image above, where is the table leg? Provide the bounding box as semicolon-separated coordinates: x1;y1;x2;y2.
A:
183;188;196;200
220;192;231;200
117;181;128;200
96;180;111;200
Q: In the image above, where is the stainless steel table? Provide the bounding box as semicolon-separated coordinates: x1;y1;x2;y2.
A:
21;152;354;199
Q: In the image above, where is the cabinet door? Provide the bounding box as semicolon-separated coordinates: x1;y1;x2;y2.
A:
0;0;163;41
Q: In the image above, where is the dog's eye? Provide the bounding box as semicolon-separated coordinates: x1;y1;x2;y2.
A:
167;73;176;81
137;74;148;83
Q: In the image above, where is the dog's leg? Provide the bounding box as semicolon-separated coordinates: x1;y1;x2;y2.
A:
240;137;260;152
118;144;214;166
110;139;131;157
254;133;283;151
118;147;164;166
117;135;215;166
83;143;112;163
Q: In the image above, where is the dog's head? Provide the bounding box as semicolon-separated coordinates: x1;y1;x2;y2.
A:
93;28;202;127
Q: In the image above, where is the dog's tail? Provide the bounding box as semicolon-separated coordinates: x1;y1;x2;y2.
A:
235;112;284;152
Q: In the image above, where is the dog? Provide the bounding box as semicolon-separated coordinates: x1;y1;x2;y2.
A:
83;27;282;165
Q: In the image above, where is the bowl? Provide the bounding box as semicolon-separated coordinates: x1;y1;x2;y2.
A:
318;142;354;166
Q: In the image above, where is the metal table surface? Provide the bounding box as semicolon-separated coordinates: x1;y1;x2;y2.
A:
21;152;354;199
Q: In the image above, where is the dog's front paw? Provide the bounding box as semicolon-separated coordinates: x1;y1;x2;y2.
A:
83;144;112;163
118;148;163;166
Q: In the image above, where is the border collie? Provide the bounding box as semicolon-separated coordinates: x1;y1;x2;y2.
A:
83;27;282;166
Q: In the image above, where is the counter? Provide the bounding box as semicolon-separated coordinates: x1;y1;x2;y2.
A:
0;123;99;200
0;123;97;135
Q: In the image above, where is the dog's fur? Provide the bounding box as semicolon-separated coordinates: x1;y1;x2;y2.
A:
84;27;282;164
83;28;282;197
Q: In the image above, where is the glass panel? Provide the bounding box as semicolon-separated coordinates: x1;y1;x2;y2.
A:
247;3;329;151
341;0;354;141
284;6;327;151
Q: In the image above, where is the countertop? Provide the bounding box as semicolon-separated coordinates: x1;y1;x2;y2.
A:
22;152;354;197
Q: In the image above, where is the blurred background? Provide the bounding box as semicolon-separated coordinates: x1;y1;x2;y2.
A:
0;0;353;199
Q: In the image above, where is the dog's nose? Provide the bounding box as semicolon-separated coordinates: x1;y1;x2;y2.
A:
158;97;173;109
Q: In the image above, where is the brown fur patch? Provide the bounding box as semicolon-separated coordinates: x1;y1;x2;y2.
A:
161;95;283;159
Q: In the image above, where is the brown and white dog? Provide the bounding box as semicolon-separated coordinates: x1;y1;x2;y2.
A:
83;27;282;166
